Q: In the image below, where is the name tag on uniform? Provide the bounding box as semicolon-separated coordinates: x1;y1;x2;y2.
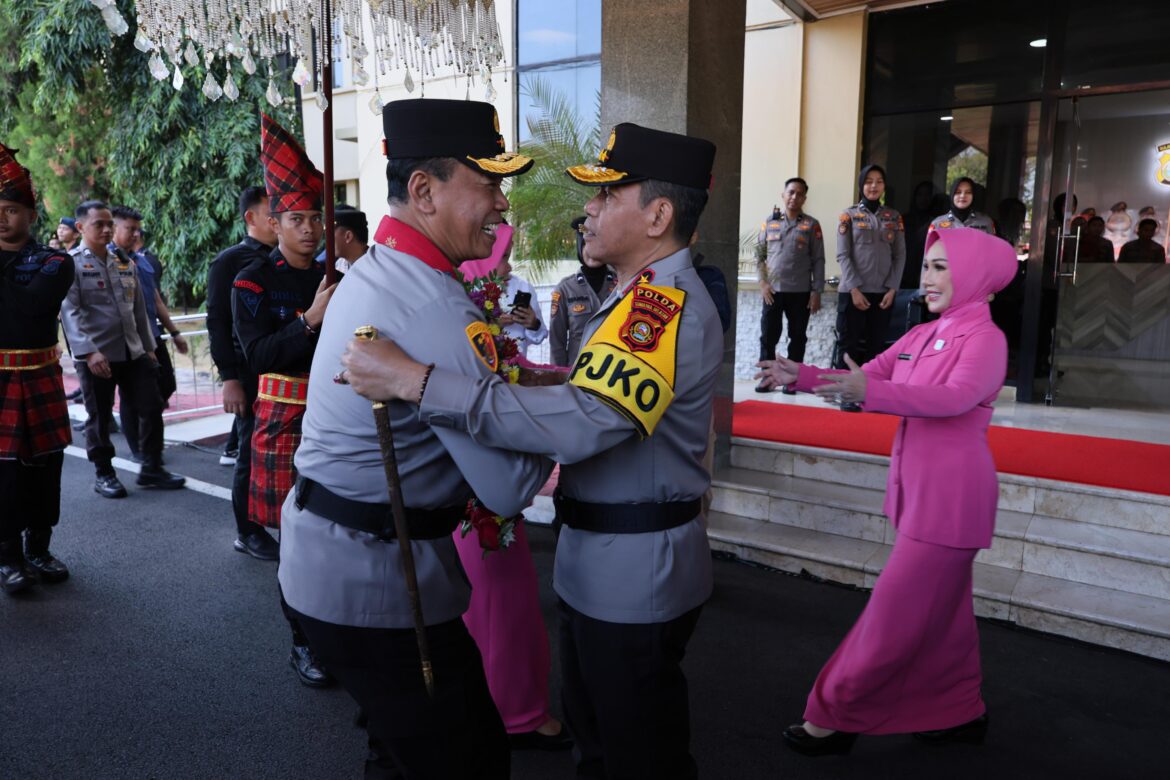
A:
898;353;912;360
933;339;946;350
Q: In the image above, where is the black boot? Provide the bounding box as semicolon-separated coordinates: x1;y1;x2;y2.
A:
0;538;34;595
24;528;70;584
136;456;185;490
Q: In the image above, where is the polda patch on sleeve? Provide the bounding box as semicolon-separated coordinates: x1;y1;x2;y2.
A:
465;320;499;373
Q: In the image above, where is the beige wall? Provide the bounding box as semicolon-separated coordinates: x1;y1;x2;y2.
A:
798;10;867;279
301;7;517;216
739;16;803;254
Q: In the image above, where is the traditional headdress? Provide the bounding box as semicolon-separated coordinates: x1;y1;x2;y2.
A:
0;142;36;208
260;114;324;214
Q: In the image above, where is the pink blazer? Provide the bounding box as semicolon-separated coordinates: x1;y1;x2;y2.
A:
796;307;1007;549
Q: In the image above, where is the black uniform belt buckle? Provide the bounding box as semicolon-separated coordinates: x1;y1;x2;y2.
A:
294;476;462;542
552;490;700;534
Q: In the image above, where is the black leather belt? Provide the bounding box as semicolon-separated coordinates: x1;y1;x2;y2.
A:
293;476;463;542
554;491;701;534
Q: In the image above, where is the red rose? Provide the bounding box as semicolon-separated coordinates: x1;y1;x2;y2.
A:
476;516;501;551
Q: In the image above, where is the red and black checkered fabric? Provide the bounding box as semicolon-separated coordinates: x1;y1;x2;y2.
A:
249;396;306;529
0;364;70;460
260;114;323;214
0;142;35;208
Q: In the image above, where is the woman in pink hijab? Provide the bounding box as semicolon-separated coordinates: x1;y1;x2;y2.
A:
756;227;1018;755
456;226;570;751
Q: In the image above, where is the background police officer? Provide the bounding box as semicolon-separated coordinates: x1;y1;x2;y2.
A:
835;164;906;410
549;215;616;367
756;177;825;394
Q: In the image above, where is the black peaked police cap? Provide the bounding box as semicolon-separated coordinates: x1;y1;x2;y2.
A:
566;123;716;190
382;98;533;177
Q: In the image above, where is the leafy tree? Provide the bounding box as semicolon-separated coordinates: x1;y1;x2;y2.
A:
0;0;299;305
508;77;603;277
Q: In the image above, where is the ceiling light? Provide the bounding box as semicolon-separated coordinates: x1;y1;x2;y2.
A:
1030;38;1047;48
940;115;953;121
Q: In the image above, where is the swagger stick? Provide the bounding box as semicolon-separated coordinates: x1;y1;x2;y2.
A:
354;325;433;697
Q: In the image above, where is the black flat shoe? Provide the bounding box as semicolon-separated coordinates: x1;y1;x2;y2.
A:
0;561;34;594
913;714;988;745
136;465;185;489
234;532;280;562
289;644;334;688
782;724;858;756
94;473;128;499
840;402;862;413
781;384;797;395
509;726;573;751
24;552;69;584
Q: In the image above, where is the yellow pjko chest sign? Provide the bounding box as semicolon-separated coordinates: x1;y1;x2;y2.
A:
569;283;686;437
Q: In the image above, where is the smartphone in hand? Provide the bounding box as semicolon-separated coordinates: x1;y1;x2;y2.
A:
511;291;532;310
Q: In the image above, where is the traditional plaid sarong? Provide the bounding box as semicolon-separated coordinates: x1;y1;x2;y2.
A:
249;374;308;529
0;356;70;461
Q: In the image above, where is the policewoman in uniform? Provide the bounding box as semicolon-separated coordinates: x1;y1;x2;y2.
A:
755;177;825;393
835;164;906;409
0;143;75;594
231;115;336;687
548;215;616;367
279;99;552;780
929;177;996;236
343;122;723;780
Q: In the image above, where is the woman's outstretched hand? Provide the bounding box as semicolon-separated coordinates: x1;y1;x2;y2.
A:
754;357;800;392
813;354;868;406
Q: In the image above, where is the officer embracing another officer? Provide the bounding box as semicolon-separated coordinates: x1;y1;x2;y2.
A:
341;120;722;780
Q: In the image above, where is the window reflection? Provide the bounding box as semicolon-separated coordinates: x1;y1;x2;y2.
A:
517;0;601;143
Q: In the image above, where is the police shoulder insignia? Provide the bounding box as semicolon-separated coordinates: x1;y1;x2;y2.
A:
550;291;560;317
569;283;686;438
838;220;848;235
897;215;905;231
465;321;499;373
814;223;823;239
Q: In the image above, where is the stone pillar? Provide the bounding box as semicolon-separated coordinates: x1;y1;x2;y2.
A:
601;0;746;470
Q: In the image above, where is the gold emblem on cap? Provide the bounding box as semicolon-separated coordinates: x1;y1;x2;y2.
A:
598;130;616;163
493;110;501;133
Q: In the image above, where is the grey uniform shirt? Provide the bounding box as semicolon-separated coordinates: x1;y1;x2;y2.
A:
837;203;907;294
929;211;996;235
278;240;553;630
756;212;826;293
548;270;616;367
60;244;155;361
420;248;721;625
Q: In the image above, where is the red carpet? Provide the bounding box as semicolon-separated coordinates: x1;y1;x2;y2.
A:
733;401;1170;497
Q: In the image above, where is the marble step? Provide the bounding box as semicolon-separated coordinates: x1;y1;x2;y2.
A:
729;437;1170;537
712;467;1170;601
707;512;1170;662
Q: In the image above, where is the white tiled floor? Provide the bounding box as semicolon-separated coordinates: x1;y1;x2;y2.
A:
733;381;1170;446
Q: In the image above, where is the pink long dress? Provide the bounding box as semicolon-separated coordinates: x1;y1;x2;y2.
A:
453;225;555;733
795;227;1018;734
454;523;553;733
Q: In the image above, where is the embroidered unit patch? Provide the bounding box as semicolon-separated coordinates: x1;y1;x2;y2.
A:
466;321;499;373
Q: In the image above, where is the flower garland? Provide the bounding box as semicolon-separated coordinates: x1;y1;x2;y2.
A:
459;270;525;554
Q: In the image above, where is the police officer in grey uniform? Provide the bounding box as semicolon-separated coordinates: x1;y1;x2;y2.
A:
929;177;996;236
548;215;616;367
277;99;549;780
343;122;722;780
60;200;184;497
756;177;825;393
836;164;906;408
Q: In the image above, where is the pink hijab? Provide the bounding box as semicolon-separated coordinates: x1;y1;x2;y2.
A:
924;227;1017;325
460;224;514;282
